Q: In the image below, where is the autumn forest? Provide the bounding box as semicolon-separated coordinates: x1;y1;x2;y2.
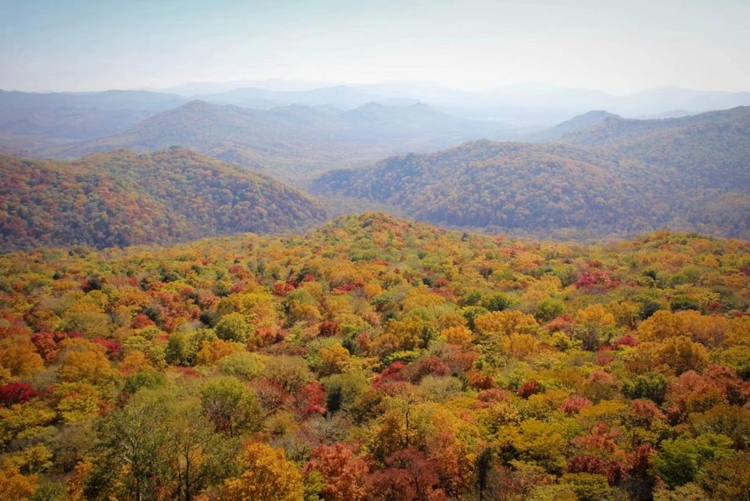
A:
0;210;748;500
3;4;750;498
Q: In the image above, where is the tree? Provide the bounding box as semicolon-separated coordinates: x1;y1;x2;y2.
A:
560;473;612;501
165;398;233;501
654;433;735;487
305;443;369;501
55;382;100;423
165;331;195;366
508;419;568;472
317;344;352;376
574;304;617;351
215;312;254;343
201;377;261;437
263;355;313;393
0;340;43;377
220;441;304;501
658;336;709;375
0;468;37;500
58;347;119;387
371;317;436;358
0;382;39;406
696;452;750;501
88;388;231;501
535;298;565;322
622;373;668;404
480;293;513;312
88;390;172;501
366;448;448;501
474;310;538;338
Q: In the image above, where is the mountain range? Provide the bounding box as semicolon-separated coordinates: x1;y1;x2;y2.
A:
0;89;187;142
167;81;750;121
1;83;749;244
3;82;750;149
35;100;516;180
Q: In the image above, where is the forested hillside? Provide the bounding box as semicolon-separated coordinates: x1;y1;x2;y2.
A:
39;100;515;180
1;213;749;499
0;148;327;251
314;130;750;239
554;106;750;190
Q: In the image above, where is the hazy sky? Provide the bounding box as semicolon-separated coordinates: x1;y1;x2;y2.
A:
1;0;749;94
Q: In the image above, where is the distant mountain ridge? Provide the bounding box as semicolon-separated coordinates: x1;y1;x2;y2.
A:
38;100;516;180
0;148;327;251
0;142;30;157
183;82;750;119
0;89;188;145
2;83;749;147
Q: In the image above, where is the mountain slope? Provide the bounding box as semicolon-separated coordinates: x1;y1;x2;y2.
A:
528;110;621;143
314;141;663;237
313;139;750;239
0;148;327;251
553;106;750;190
39;100;516;180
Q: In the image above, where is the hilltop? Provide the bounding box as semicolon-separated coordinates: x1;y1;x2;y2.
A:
0;147;327;251
551;106;750;191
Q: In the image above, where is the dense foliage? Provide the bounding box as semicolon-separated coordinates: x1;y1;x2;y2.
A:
1;212;749;500
0;148;327;251
314;141;665;238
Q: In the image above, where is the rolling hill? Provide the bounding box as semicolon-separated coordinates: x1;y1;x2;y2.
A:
313;135;750;239
38;100;517;180
0;148;327;251
551;106;750;191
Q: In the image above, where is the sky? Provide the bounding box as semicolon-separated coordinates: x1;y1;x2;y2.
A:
1;0;749;95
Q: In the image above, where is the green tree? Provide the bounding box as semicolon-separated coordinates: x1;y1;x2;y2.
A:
87;390;172;501
654;433;735;487
201;377;261;437
215;312;254;343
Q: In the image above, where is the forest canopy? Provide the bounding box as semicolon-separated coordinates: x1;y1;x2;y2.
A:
0;147;327;252
1;213;749;500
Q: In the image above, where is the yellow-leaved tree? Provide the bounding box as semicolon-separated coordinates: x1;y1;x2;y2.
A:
220;441;304;501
